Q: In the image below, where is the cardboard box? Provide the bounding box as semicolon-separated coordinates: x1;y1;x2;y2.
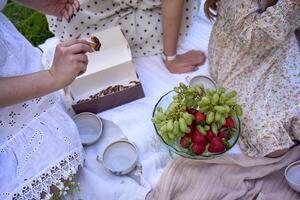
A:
66;26;145;114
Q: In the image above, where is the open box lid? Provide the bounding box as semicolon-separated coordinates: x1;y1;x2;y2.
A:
78;26;133;78
68;26;139;102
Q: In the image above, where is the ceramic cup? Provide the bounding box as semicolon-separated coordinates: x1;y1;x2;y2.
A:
285;160;300;193
97;140;138;176
73;112;103;146
187;75;217;89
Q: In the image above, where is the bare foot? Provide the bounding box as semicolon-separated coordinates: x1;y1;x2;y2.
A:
266;148;289;158
164;50;206;74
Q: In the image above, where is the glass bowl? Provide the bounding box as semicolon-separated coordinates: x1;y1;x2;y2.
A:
153;91;241;160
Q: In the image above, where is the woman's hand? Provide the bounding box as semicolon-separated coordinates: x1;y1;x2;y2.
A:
164;50;206;74
16;0;80;22
49;39;93;89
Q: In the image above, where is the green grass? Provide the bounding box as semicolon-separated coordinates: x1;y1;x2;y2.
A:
2;1;53;46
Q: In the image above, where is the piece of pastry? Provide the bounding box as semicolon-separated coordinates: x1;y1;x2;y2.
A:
89;35;101;51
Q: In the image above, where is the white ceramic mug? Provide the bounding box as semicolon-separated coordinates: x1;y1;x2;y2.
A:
97;140;138;176
73;112;103;146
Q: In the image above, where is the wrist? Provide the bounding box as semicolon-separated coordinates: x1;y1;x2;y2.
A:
47;69;63;91
162;52;177;62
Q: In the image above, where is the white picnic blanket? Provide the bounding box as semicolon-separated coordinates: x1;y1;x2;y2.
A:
40;1;242;199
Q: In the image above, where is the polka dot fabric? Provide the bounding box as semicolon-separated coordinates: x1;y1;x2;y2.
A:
208;0;300;157
47;0;199;57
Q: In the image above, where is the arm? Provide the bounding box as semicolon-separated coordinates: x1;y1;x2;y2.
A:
162;0;184;57
13;0;79;21
161;0;206;73
0;39;92;108
0;71;59;107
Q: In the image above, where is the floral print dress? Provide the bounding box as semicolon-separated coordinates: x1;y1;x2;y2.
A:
209;0;300;157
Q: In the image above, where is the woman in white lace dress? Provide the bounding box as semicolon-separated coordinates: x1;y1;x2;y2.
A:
0;0;91;199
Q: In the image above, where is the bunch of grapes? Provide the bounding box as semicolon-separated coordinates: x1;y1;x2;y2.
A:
173;83;205;109
197;87;243;135
152;102;194;144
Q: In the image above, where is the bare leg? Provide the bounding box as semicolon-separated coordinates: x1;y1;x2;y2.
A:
162;0;206;74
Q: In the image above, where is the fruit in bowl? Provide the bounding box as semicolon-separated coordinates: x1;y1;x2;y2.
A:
152;83;243;159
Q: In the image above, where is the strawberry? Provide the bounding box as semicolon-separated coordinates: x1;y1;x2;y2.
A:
186;108;197;115
208;137;226;153
191;129;208;145
180;134;192;148
195;112;206;123
191;143;205;155
207;130;215;142
218;130;230;139
224;117;235;128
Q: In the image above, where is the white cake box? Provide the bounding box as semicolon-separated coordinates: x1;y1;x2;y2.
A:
66;26;144;114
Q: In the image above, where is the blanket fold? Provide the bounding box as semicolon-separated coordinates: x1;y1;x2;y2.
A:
147;146;300;200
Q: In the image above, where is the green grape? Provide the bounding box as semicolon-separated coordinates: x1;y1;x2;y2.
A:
179;118;188;132
199;105;211;113
195;87;203;94
220;117;226;126
156;123;163;130
235;105;243;116
168;132;175;139
226;91;237;99
167;120;174;131
225;98;236;106
212;93;219;105
204;125;210;131
173;120;180;135
211;123;218;135
161;124;168;133
219;93;226;104
217;87;226;94
197;125;207;135
174;87;180;93
207;89;216;96
224;105;231;113
198;100;208;107
215;112;222;122
179;82;187;89
214;106;227;114
201;96;211;105
184;113;194;125
206;112;215;124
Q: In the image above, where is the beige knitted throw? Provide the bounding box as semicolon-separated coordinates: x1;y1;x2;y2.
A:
147;146;300;200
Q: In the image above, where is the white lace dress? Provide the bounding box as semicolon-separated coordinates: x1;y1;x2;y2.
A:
0;5;84;200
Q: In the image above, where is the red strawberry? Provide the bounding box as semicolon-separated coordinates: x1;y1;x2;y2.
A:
195;112;206;123
186;108;197;115
208;137;226;153
180;134;192;148
224;117;235;128
191;143;205;155
191;129;208;145
218;130;230;139
207;130;215;142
